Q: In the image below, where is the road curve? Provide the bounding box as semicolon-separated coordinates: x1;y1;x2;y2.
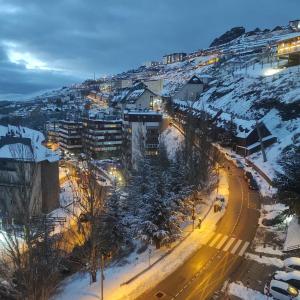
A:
136;154;260;300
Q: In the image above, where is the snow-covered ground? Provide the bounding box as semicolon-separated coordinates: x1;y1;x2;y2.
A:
161;125;184;160
259;203;288;228
52;169;229;300
284;216;300;251
245;253;284;268
228;282;271;300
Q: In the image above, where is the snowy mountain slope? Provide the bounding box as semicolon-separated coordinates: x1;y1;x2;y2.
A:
112;27;299;180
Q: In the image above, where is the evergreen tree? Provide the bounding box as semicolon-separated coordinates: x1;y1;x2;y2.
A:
276;145;300;219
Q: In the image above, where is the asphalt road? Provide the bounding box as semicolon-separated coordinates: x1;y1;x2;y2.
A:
136;155;260;300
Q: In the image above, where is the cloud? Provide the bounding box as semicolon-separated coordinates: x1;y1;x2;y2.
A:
0;0;299;99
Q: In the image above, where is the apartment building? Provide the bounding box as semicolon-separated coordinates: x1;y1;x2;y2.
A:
0;125;59;221
82;111;123;158
163;52;187;64
58;120;83;152
123;110;162;168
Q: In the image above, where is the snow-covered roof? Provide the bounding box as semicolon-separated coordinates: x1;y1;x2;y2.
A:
126;89;146;103
277;32;300;43
284;257;300;267
0;125;59;163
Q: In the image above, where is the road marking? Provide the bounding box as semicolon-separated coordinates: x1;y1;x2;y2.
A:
231;239;242;255
238;241;250;256
216;235;228;250
222;237;235;251
209;233;222;247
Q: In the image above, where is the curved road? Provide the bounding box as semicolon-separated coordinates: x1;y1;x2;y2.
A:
136;151;260;300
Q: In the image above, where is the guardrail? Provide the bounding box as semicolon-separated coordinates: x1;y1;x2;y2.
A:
244;158;274;186
172;119;274;187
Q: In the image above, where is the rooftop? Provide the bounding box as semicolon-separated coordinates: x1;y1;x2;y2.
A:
0;125;59;163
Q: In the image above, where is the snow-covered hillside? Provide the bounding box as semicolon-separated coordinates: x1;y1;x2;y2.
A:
114;27;300;180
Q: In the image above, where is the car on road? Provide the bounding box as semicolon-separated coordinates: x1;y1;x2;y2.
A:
248;178;258;190
244;170;253;181
235;159;244;169
269;279;300;299
273;270;300;290
284;257;300;272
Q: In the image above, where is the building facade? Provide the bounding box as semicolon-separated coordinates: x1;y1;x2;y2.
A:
289;20;300;32
0;126;59;222
277;34;300;65
123;110;162;168
163;53;187;64
58;120;83;152
173;75;205;101
82;112;123;158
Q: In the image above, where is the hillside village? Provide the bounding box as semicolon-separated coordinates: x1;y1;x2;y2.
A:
0;19;300;300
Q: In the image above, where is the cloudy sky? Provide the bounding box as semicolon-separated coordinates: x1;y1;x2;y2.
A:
0;0;299;100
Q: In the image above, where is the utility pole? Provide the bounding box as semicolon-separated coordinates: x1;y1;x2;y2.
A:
192;192;197;230
100;254;104;300
256;120;267;162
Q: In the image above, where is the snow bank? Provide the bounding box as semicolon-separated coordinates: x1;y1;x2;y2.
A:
245;253;284;268
254;246;283;256
229;282;271;300
284;216;300;251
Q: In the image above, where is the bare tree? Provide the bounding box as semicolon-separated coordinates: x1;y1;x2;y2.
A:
0;142;64;300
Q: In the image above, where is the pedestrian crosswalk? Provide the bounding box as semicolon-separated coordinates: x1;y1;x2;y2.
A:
204;232;250;256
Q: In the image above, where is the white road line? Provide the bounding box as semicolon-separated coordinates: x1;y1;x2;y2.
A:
222;237;235;252
238;241;250;256
230;239;242;255
216;235;228;250
209;233;222;248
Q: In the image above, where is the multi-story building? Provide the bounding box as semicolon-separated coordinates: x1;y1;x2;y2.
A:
45;121;60;143
0;125;59;222
82;111;123;158
58;120;83;152
144;61;160;68
112;82;161;112
277;34;300;65
163;52;187;64
123;110;162;168
289;20;300;32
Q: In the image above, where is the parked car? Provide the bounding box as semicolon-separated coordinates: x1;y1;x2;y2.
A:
269;279;300;299
248;178;258;190
284;257;300;272
273;270;300;289
235;159;244;169
244;171;253;181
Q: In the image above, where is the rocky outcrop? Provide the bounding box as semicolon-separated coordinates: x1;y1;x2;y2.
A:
210;26;245;47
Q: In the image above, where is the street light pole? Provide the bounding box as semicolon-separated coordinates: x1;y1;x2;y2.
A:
100;254;104;300
192;192;196;231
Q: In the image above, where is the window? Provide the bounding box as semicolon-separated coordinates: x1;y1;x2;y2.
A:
271;286;288;295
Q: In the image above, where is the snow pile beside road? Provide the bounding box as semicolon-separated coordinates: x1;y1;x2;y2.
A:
245;253;284;268
259;203;288;227
284;215;300;251
229;282;271;300
254;246;283;256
